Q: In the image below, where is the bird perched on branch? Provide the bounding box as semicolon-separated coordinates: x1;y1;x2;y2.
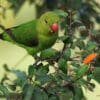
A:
0;12;59;56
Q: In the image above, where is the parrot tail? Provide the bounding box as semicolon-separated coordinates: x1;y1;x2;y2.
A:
0;24;17;41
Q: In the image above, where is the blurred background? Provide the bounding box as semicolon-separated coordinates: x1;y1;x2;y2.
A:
0;0;100;100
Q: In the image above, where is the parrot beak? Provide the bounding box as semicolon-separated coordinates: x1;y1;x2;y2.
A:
51;23;58;33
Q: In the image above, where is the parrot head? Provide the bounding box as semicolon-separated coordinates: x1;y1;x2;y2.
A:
36;12;60;36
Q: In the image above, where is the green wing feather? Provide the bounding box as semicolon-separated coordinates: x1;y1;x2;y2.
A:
3;20;38;47
2;20;40;55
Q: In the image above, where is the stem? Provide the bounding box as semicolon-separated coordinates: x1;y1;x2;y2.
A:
68;9;72;35
0;24;6;31
0;93;22;100
61;66;92;87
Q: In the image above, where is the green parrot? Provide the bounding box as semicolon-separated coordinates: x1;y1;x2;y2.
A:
0;12;59;56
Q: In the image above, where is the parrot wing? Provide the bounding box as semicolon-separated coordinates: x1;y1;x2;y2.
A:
2;20;39;47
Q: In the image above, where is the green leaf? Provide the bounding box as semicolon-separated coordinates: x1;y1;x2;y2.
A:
37;63;49;74
78;78;88;87
43;64;49;73
58;58;67;73
23;84;34;100
28;64;36;77
59;36;72;44
33;87;48;100
49;96;58;100
75;65;89;79
93;67;100;83
13;70;27;86
35;67;50;84
75;39;85;49
47;87;55;96
91;29;100;44
58;73;70;81
59;88;73;100
86;41;97;52
63;48;71;60
87;74;94;82
73;85;85;100
13;70;27;80
54;10;68;17
92;29;100;35
40;48;58;60
0;85;9;97
95;16;100;23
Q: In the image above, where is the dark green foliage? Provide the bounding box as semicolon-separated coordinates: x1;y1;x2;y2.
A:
0;0;100;100
95;16;100;23
58;58;67;73
12;70;27;87
40;48;58;60
60;35;73;44
93;68;100;83
75;65;89;79
0;85;10;98
86;41;97;52
23;84;34;100
81;41;98;58
72;85;85;100
54;10;68;17
63;48;71;60
32;87;48;100
75;38;85;50
28;65;36;77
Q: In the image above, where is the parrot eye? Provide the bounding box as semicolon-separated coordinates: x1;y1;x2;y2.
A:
45;19;48;24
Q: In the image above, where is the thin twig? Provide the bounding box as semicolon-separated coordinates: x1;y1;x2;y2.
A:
68;9;72;35
0;24;6;31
